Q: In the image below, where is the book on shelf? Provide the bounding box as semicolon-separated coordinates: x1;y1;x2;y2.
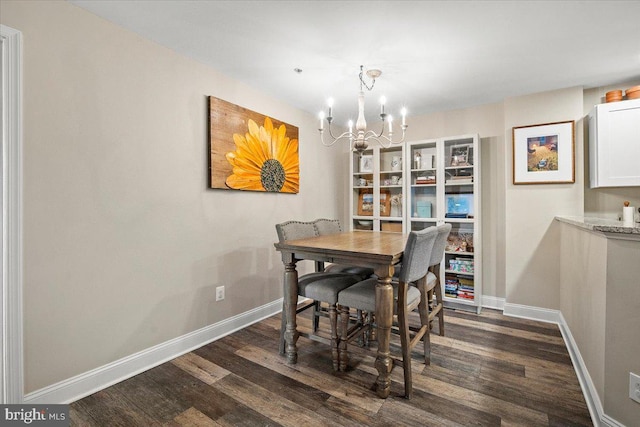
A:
445;213;468;219
446;175;473;185
415;175;436;185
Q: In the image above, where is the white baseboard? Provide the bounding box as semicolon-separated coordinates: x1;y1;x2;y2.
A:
481;295;505;310
24;299;283;404
503;303;624;427
503;302;561;324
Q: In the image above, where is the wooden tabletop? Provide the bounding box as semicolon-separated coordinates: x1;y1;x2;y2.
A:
274;231;407;266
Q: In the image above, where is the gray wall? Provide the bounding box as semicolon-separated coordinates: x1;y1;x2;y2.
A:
2;0;348;393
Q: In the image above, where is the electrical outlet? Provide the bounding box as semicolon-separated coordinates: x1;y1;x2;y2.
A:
630;372;640;404
215;286;225;301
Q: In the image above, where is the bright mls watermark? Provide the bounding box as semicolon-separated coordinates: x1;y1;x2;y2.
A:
1;405;69;426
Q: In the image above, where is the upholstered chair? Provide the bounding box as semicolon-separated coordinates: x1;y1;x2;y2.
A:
275;220;361;370
337;226;438;398
423;223;451;344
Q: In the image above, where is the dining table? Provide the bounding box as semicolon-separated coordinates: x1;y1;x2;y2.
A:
274;230;407;399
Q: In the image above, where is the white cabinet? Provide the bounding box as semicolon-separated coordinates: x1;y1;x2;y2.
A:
588;99;640;188
349;135;482;313
406;134;482;313
349;145;406;233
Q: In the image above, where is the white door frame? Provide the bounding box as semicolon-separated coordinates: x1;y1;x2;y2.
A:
1;24;24;404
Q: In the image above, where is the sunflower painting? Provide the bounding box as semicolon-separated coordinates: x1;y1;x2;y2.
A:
209;97;299;193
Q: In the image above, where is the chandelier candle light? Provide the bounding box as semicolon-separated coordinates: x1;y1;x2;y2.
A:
319;65;408;154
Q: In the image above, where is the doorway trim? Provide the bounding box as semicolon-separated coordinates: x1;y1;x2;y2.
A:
1;24;24;404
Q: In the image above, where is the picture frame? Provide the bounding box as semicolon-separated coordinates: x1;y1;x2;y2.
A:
359;154;373;173
449;144;471;166
357;189;391;216
512;120;575;185
379;189;392;217
357;189;374;216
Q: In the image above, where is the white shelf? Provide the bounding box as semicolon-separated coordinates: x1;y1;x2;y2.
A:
444;218;475;223
445;251;474;256
445;269;475;276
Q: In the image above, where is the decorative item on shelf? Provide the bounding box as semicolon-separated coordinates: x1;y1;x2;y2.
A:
390;194;402;217
357;189;374;216
605;90;623;103
319;65;408;154
381;222;402;232
413;151;421;169
391;156;402;171
379;190;391;217
359;154;373;172
391;175;400;185
449;145;471;166
626;85;640;100
357;177;367;186
416;201;431;218
446;232;474;252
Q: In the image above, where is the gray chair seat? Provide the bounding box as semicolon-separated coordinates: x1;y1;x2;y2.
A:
298;272;361;304
337;278;421;313
324;263;374;280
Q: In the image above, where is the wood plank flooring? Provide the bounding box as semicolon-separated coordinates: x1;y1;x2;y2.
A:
70;307;592;426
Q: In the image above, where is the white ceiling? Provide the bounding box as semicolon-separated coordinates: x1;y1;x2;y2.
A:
70;0;640;124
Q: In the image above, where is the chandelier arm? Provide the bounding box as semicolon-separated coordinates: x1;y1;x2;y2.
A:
327;123;356;142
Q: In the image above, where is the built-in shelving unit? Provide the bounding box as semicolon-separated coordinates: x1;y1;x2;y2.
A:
349;134;481;312
349;144;406;233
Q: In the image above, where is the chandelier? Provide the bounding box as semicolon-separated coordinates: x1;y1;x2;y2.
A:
319;65;407;154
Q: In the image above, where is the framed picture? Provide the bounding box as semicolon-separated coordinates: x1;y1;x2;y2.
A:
512;120;575;185
357;189;391;216
209;96;299;193
359;154;373;173
379;190;392;217
450;144;471;166
357;189;374;216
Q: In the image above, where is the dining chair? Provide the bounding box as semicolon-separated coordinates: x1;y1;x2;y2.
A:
313;219;374;279
337;226;438;398
423;223;451;349
275;220;362;370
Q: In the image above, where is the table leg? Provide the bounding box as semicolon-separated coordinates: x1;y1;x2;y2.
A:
374;265;394;398
282;258;299;364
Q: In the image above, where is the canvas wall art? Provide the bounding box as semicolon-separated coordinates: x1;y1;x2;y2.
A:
209;97;299;193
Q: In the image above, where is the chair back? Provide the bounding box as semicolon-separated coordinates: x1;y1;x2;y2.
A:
397;226;438;284
313;219;342;236
429;223;452;267
275;220;318;243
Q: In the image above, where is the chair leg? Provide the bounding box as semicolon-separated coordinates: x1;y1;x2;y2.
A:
397;282;413;399
313;300;321;333
339;305;350;371
328;303;339;371
434;280;445;336
417;281;431;366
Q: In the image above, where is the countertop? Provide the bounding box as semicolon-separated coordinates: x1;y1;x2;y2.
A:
555;215;640;235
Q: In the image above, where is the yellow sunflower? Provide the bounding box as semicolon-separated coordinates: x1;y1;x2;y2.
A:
225;117;299;193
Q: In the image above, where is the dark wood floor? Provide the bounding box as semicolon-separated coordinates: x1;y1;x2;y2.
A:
70;307;592;426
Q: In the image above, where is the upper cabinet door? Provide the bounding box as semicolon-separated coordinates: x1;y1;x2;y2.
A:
589;99;640;188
